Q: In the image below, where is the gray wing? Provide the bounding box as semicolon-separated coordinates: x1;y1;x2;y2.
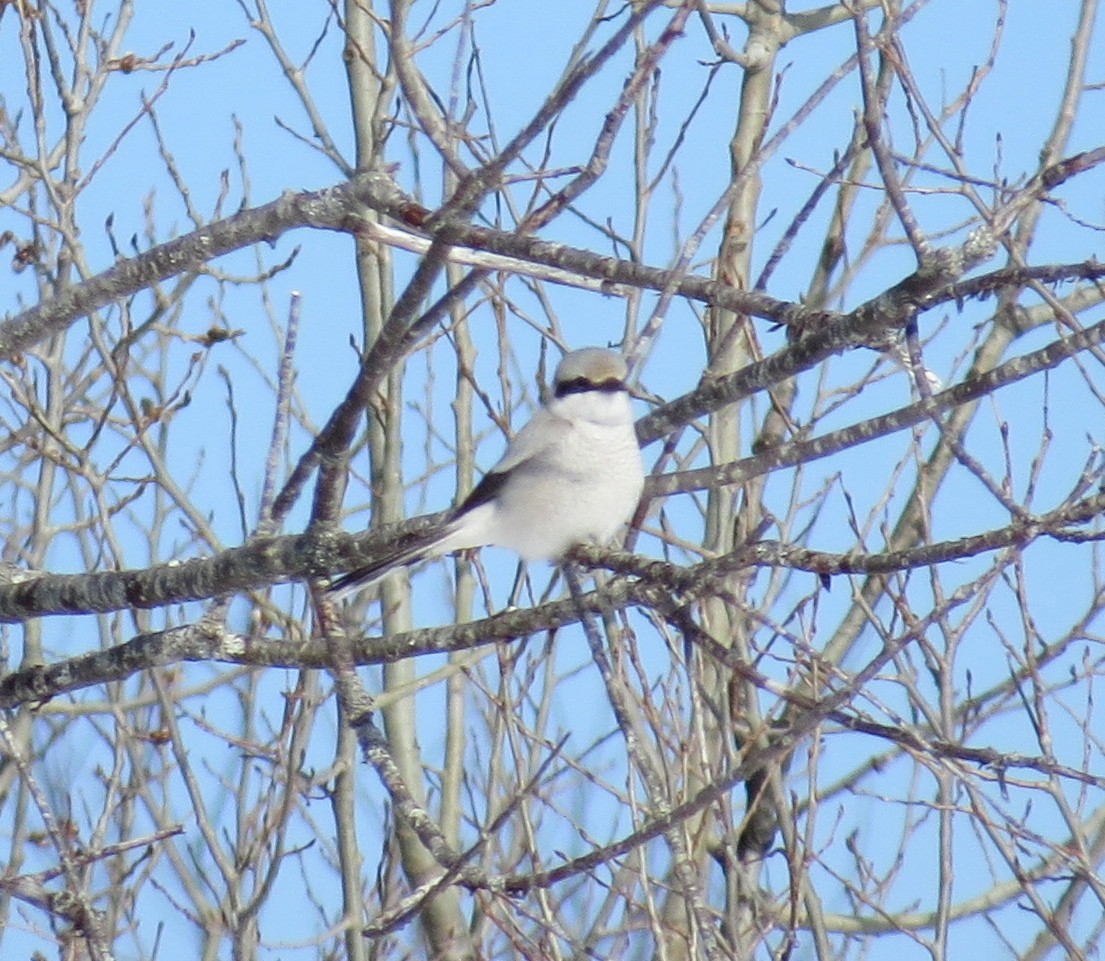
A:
455;408;569;514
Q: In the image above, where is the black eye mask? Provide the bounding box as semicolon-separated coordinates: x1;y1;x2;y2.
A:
554;376;625;397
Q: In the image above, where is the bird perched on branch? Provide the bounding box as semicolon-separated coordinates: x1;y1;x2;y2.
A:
329;347;645;593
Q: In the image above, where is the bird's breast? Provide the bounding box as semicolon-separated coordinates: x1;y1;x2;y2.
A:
490;420;643;561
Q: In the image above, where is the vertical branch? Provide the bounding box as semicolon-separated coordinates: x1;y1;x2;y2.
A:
256;292;300;534
849;0;929;259
564;566;726;961
0;716;115;961
339;4;478;960
687;0;793;949
441;246;475;854
818;0;1097;674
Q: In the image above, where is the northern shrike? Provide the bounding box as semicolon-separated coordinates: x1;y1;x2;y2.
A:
329;347;645;592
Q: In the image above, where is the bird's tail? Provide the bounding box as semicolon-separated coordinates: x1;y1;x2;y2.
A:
326;522;456;595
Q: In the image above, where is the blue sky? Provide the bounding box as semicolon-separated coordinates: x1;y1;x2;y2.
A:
2;1;1103;957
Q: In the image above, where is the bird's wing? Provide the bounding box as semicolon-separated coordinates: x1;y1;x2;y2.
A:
455;408;570;514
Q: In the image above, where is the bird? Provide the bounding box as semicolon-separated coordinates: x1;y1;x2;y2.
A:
329;347;645;593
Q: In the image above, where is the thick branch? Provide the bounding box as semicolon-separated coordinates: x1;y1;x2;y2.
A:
3;489;1102;709
0;169;418;359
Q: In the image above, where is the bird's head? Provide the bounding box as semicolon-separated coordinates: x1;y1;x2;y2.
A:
553;348;630;398
550;348;633;425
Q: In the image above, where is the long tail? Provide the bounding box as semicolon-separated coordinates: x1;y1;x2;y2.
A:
327;522;456;594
